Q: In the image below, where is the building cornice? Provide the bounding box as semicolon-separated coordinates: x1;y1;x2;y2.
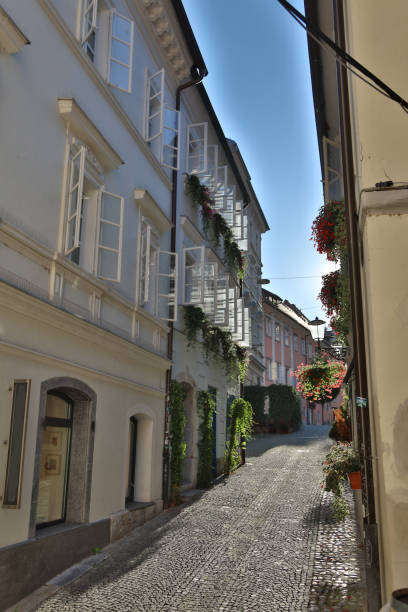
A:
0;6;29;53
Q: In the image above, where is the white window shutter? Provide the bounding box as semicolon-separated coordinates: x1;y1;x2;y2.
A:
228;286;238;334
232;297;244;342
108;12;134;93
213;165;227;211
156;250;178;321
82;0;98;45
201;144;218;194
186;123;208;174
65;146;85;255
323;136;342;203
139;223;151;305
182;246;205;304
214;272;229;327
97;191;123;282
202;262;217;318
162;105;180;170
146;68;164;144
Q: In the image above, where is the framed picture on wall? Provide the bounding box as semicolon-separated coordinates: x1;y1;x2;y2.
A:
44;454;61;475
44;431;62;451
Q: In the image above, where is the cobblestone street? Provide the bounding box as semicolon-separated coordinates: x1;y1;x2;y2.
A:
32;426;367;612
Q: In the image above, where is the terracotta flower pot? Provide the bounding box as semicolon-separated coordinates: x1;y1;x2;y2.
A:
391;588;408;612
348;471;361;490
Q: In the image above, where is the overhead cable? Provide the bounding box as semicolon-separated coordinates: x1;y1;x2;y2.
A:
276;0;408;114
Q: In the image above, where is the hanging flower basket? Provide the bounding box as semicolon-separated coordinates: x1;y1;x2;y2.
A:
291;356;346;402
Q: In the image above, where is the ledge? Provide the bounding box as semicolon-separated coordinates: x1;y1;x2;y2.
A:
359;185;408;232
58;98;123;171
0;7;29;53
134;189;172;235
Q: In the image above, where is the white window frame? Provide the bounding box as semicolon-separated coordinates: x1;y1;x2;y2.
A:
139;222;151;305
186;122;208;174
322;136;342;203
107;11;134;93
81;0;98;45
182;246;206;305
228;286;238;334
213;271;229;327
156;250;178;322
162;104;180;170
213;165;227;211
96;190;124;282
201;144;218;194
64;146;86;256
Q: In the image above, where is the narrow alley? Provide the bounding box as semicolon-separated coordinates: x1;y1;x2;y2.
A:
25;427;367;612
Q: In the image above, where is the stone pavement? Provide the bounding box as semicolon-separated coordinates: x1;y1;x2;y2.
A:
28;425;367;612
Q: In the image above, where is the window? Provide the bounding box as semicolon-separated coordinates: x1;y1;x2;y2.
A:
3;380;30;508
322;136;342;203
308;343;313;358
186;123;208;174
265;318;272;337
108;12;134;92
201;144;218;194
276;361;281;382
213;165;227;211
275;323;280;342
145;69;180;170
81;0;98;61
301;338;306;355
64;142;124;282
266;358;272;381
138;220;177;321
284;328;289;346
293;334;298;351
285;367;290;384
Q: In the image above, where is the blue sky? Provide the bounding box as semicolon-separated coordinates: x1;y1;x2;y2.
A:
182;0;335;321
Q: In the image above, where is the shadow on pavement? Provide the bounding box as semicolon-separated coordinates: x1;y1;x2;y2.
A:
246;425;331;458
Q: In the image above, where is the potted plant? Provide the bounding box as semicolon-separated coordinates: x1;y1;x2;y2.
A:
322;442;360;519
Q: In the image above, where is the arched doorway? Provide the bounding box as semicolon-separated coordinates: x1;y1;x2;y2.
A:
29;378;96;538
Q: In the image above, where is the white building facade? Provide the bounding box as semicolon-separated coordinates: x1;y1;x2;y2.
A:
0;0;267;606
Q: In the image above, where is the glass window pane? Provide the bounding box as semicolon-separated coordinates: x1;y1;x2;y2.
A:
71;158;81;187
149;74;162;97
111;38;130;65
99;222;119;249
110;61;129;90
36;423;71;525
163;146;177;169
67;218;76;251
164;108;178;131
98;249;118;279
112;14;131;42
4;382;29;506
46;395;71;419
164;128;177;148
148;114;161;140
101;193;121;224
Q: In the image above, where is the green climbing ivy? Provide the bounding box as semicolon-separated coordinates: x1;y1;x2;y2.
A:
196;390;216;489
185;173;246;280
169;380;186;504
183;304;249;382
224;398;254;473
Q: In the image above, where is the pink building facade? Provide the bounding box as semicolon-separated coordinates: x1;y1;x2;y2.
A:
262;289;334;425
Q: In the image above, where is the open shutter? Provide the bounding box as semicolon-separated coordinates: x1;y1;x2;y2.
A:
202;262;217;318
186;123;208;174
213;165;227;211
213;272;229;327
65;146;85;255
97;191;123;282
108;12;134;92
139;223;151;305
182;246;205;304
232;200;244;241
162;105;180;170
82;0;98;45
228;286;238;334
236;211;248;251
323;136;343;203
201;144;218;194
146;68;164;144
156;250;178;321
232;297;244;342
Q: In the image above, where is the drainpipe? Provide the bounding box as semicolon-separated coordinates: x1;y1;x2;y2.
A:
162;64;208;507
332;2;381;608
